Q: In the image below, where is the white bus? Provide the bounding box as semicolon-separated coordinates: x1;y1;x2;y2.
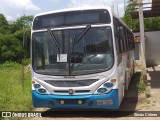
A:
26;7;135;110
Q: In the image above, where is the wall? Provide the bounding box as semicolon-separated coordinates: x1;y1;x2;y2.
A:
134;31;160;67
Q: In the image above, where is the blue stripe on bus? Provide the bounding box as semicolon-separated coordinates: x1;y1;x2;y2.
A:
32;89;119;110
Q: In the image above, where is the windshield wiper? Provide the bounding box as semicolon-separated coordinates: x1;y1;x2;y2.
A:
47;28;59;48
47;28;61;61
69;25;91;75
71;25;91;54
74;25;91;44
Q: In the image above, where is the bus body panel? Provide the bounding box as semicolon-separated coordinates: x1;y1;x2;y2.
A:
32;89;119;109
30;7;135;110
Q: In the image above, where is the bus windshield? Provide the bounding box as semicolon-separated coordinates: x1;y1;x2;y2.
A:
32;27;114;76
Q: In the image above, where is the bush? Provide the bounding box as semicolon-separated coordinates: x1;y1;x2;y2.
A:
22;58;31;65
137;73;147;93
1;61;21;68
0;34;24;63
0;14;32;64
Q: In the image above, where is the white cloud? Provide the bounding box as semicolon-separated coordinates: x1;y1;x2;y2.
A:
68;0;127;17
0;0;41;21
49;0;60;3
69;0;112;8
0;0;128;21
5;15;13;21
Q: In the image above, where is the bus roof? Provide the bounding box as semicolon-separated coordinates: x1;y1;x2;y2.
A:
34;6;112;18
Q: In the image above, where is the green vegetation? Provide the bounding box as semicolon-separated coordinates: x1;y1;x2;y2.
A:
0;2;160;63
0;14;32;64
0;61;32;111
137;73;147;93
0;1;158;114
122;0;160;32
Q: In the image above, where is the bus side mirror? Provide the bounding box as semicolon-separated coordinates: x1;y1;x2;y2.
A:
23;32;29;50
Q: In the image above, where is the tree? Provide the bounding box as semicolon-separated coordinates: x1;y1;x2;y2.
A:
0;14;32;63
122;0;160;31
0;34;22;62
9;15;33;34
0;14;9;34
122;0;139;31
144;17;160;31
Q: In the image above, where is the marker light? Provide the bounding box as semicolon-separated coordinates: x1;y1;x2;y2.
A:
34;84;41;89
110;79;116;83
104;82;113;88
97;88;107;94
38;88;46;93
32;80;35;84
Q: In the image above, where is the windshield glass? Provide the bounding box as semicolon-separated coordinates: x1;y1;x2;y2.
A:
32;27;114;75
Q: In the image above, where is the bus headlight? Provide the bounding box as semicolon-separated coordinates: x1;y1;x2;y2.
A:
32;80;49;95
104;82;113;88
97;88;107;94
94;79;116;95
38;88;47;93
34;84;41;89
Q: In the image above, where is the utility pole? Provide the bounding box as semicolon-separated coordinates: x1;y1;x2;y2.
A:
116;0;119;16
137;0;147;78
112;2;114;12
124;0;126;11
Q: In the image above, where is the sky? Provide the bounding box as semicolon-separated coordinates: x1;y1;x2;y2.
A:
0;0;128;21
0;0;152;21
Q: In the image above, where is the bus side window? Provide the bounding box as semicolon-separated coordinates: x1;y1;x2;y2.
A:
131;34;135;49
123;28;127;51
119;26;125;52
126;30;130;50
113;17;134;53
114;18;122;65
114;26;120;54
114;18;123;53
128;32;132;50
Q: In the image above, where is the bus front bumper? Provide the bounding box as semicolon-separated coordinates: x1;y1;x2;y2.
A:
32;89;119;110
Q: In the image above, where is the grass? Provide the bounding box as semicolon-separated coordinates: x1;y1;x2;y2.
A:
137;80;147;93
0;61;32;111
137;72;147;93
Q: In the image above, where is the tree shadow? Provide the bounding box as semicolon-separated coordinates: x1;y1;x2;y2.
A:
119;73;140;111
147;67;160;89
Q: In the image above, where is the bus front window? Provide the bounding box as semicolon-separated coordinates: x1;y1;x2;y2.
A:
32;27;114;75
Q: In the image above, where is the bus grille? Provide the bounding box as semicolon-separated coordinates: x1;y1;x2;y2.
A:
54;90;90;93
44;79;98;87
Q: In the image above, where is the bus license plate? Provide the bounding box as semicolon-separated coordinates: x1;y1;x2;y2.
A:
97;100;113;105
